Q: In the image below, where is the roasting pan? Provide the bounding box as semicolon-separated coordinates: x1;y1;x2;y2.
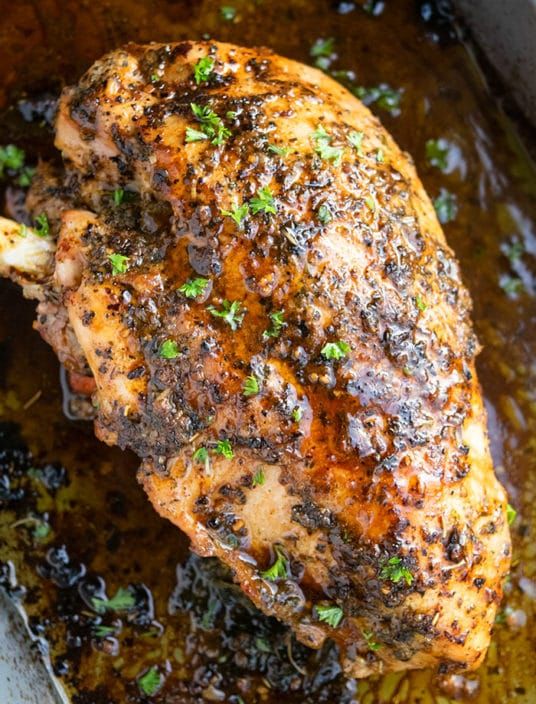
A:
0;1;535;702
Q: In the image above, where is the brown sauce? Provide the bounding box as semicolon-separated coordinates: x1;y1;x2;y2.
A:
0;1;535;702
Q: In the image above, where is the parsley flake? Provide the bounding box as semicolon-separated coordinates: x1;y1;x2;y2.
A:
0;144;25;176
321;340;350;360
250;187;276;215
138;666;163;697
108;253;129;275
113;188;125;205
268;144;290;157
194;56;215;84
354;84;402;115
220;5;236;21
93;624;116;638
363;630;381;651
92;587;136;614
506;503;517;526
208;300;245;330
260;545;288;581
315;603;344;628
263;310;285;340
252;467;265;487
159;339;180;359
193;447;209;464
292;407;303;422
379;556;413;586
317;204;332;224
189;103;231;146
221;202;249;225
179;277;209;299
365;195;376;212
313;125;343;165
415;295;427;312
34;213;50;238
310;38;335;70
347;130;364;155
215;439;234;459
18;223;29;238
426;138;450;172
433;188;458;224
243;375;260;397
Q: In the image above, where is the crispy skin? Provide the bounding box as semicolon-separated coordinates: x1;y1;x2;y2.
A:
15;41;512;676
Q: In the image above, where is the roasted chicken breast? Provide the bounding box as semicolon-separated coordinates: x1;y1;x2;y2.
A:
0;41;511;678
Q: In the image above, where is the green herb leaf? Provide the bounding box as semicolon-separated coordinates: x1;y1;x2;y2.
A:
310;37;335;69
364;195;376;212
208;300;245;331
252;467;265;487
194;56;215;85
292;407;302;422
92;587;136;614
34;213;50;238
190;103;231;146
500;275;524;297
347;130;364;155
313;125;343;165
250;187;277;215
415;295;427;312
376;148;384;163
426;138;450;172
18;223;29;238
108;253;129;275
221;203;249;225
138;666;163;697
354;84;402;114
33;521;51;539
186;127;209;143
179;277;209;299
93;624;116;638
220;5;236;21
321;340;350;360
379;556;413;586
317;204;332;224
260;545;288;581
0;144;25;176
262;310;285;340
159;339;180;359
268;144;290;156
193;447;209;464
315;603;344;628
433;189;457;224
215;439;234;459
113;188;125;206
18;166;36;187
243;375;260;397
506;503;517;526
363;629;381;651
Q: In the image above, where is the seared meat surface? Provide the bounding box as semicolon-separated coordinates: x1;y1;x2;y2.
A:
0;41;510;678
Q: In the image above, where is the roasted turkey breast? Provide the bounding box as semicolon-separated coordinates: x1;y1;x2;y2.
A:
0;41;511;678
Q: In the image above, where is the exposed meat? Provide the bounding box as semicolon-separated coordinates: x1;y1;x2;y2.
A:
0;41;511;678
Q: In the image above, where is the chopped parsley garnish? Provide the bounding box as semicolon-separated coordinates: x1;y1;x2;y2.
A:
415;295;427;312
252;467;265;487
243;375;260;397
379;556;413;586
500;275;524;297
260;545;288;581
221;202;249;225
317;204;332;224
313;125;343;165
138;666;163;697
179;277;209;299
93;624;116;638
185;127;209;143
433;188;458;224
292;407;303;422
18;166;36;187
18;223;29;238
194;56;215;84
321;340;350;360
113;188;125;205
92;587;136;614
376;148;384;163
215;439;234;459
208;300;245;330
268;144;290;157
315;603;344;628
34;213;50;238
150;73;160;83
506;503;517;525
250;187;277;215
33;521;51;539
108;253;129;275
189;103;231;146
220;5;236;21
426;138;450;171
263;310;285;340
363;630;381;651
193;447;209;464
354;84;402;114
310;37;335;70
159;339;180;359
365;195;376;212
0;144;25;176
347;130;364;155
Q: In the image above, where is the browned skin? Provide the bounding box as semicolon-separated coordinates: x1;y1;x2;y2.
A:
2;41;511;678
